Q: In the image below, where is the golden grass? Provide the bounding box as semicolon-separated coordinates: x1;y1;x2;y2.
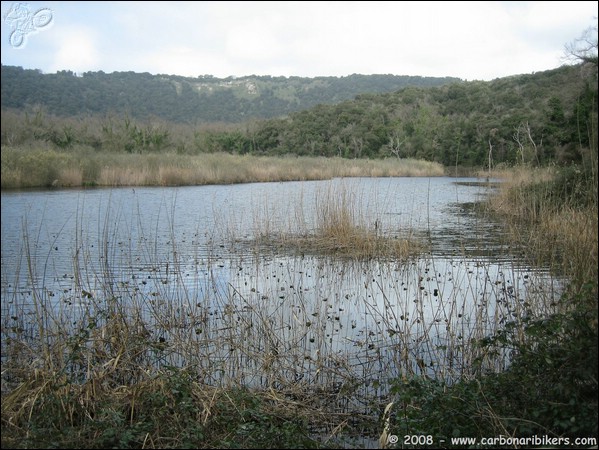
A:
1;145;446;189
507;206;598;288
0;346;345;448
486;165;598;288
249;180;427;259
484;165;556;185
288;229;422;260
485;166;557;219
302;184;423;259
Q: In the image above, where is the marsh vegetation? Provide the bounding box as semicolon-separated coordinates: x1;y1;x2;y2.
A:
2;169;596;448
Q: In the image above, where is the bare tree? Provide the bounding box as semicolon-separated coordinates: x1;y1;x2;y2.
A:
488;128;498;174
513;124;526;165
564;21;598;187
564;21;598;67
388;130;406;159
513;122;540;165
526;122;542;166
351;136;364;158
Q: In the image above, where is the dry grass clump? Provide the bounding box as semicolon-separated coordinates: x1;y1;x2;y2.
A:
0;296;374;449
296;189;423;259
0;360;343;449
486;166;557;220
288;223;422;260
486;166;598;286
252;181;426;260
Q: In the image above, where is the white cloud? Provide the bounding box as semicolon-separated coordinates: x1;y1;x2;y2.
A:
1;1;597;79
48;25;101;73
140;47;230;77
226;22;284;62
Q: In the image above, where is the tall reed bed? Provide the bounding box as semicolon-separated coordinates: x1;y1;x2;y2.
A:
1;145;445;189
1;179;566;448
246;179;426;260
487;165;598;289
395;164;599;444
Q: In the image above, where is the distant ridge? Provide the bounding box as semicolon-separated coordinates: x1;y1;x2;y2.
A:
0;65;460;123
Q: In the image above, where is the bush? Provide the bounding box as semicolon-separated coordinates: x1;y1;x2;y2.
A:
388;283;598;447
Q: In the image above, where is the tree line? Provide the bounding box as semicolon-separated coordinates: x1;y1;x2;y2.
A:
0;66;459;123
2;61;597;168
194;64;598;167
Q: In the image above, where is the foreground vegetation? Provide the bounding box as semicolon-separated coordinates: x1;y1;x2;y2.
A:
1;163;597;448
383;164;598;447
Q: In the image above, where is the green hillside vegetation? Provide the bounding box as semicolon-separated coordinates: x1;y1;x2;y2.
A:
0;65;459;123
246;64;596;167
2;63;596;183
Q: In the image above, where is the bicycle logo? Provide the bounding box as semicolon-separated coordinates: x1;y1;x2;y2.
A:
4;2;53;48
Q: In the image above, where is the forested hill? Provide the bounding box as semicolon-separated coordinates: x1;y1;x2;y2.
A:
1;63;596;168
0;65;459;123
242;63;597;167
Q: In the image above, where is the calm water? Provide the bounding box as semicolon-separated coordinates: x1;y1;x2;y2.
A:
1;176;501;275
1;177;562;399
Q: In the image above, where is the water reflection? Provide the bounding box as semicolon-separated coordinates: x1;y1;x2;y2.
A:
1;177;563;403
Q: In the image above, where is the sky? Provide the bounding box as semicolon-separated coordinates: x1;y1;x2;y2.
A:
1;1;597;81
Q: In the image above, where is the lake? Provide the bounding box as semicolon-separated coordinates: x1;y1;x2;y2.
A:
1;177;562;410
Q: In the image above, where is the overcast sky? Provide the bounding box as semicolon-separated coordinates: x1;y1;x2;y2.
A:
1;1;597;81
